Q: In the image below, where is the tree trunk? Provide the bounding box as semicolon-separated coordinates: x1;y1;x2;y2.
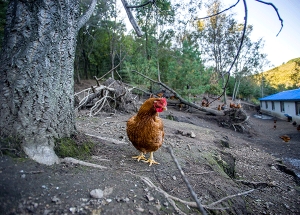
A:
0;0;96;165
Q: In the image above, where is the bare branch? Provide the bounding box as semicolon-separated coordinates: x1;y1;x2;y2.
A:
167;146;208;215
208;0;248;106
77;0;97;31
121;0;144;37
84;133;128;145
125;0;155;9
195;0;241;20
205;189;255;208
255;0;283;36
60;157;107;169
126;171;257;212
94;55;127;86
131;70;224;116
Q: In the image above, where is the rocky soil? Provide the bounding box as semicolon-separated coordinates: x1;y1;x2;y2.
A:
1;81;300;215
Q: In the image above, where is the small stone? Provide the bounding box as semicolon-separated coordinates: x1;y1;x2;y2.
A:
146;194;154;202
51;196;61;204
136;207;144;212
103;187;113;197
90;189;104;199
123;197;130;202
70;207;76;214
172;176;177;180
190;131;196;138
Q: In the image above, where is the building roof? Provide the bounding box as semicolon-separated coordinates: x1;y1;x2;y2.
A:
259;88;300;101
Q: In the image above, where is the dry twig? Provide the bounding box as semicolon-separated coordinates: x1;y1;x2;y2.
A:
126;171;256;213
60;157;107;169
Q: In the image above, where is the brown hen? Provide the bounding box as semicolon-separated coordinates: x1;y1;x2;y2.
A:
126;97;167;166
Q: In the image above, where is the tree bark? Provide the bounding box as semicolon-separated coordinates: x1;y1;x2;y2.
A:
0;0;96;165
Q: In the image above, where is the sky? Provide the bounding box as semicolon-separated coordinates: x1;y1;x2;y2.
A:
226;0;300;70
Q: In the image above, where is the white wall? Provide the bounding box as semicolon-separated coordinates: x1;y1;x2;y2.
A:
260;100;300;124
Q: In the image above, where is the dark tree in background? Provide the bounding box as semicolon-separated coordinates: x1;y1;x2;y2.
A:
0;0;96;165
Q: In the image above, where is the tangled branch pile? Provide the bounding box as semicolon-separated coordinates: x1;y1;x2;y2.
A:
220;108;250;132
74;78;137;116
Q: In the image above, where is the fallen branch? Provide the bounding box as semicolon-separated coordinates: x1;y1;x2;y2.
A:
127;171;255;212
60;157;107;169
19;170;45;174
85;133;128;145
235;179;277;189
167;146;207;215
131;70;224;116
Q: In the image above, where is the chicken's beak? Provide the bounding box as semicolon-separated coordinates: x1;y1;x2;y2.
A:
163;106;167;111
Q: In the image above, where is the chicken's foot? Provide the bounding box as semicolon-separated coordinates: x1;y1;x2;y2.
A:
132;152;146;162
143;152;159;166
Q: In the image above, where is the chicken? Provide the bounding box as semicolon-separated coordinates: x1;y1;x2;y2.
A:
280;135;291;142
156;92;164;98
126;97;167;166
230;103;236;108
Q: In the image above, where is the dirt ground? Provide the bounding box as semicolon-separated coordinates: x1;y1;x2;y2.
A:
1;82;300;215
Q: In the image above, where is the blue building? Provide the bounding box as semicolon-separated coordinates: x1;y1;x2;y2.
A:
259;88;300;123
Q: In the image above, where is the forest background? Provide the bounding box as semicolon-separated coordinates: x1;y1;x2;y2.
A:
0;0;299;104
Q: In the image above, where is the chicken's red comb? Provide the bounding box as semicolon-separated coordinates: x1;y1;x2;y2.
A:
160;97;167;104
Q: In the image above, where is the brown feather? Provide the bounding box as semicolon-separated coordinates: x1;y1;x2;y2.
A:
126;98;166;154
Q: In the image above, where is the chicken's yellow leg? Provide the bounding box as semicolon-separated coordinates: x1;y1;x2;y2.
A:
143;152;159;166
132;152;146;161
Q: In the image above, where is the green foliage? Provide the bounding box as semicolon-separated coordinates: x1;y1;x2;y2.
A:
207;83;223;95
253;57;300;90
54;136;95;159
71;0;297;103
163;40;210;98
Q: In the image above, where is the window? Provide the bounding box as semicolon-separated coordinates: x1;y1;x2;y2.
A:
265;101;268;109
296;102;300;115
280;101;285;112
272;101;275;110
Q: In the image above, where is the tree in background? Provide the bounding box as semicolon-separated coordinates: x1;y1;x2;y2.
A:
194;0;239;103
0;0;97;165
75;0;127;81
